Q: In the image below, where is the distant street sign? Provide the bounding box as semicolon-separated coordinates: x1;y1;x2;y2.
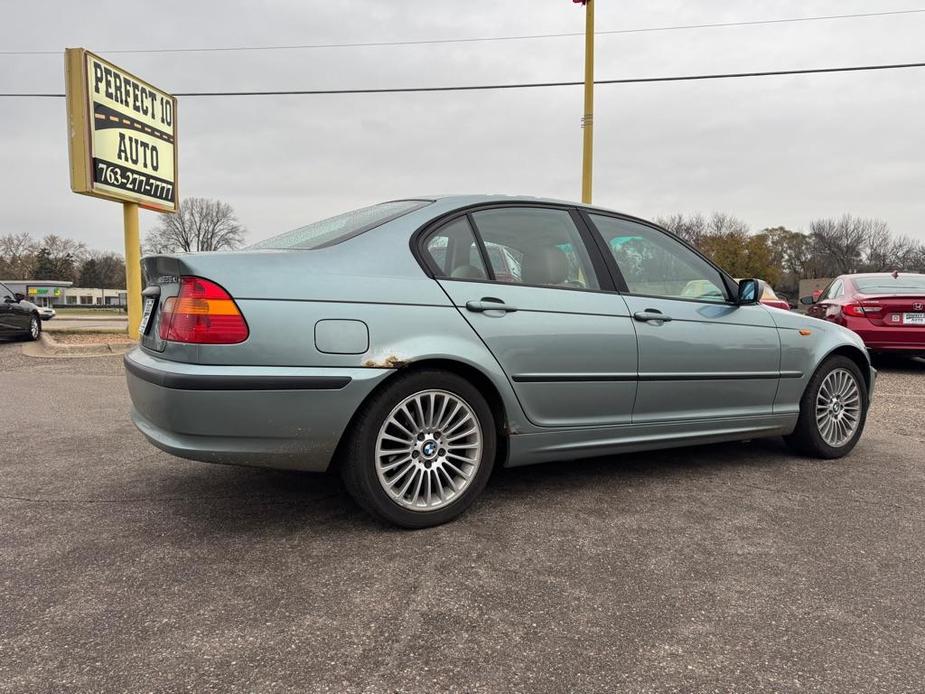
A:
65;48;179;212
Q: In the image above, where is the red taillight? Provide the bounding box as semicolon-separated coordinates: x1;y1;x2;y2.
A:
842;303;881;318
159;276;249;344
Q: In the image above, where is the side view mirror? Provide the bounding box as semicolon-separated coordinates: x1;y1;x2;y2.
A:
737;278;760;305
800;295;816;305
14;292;26;302
3;296;14;304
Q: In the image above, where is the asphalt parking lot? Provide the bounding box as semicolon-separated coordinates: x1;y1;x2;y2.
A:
1;341;923;693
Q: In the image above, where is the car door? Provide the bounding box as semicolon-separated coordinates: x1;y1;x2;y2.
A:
419;205;638;428
583;213;781;423
0;282;19;336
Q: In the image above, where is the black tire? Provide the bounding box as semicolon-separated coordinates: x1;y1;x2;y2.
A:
340;369;497;528
25;314;41;342
785;355;868;459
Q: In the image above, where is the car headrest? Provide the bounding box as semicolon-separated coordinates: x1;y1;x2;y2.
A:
521;246;570;286
450;264;487;280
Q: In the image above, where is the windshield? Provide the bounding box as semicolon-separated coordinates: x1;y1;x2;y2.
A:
855;275;925;294
249;200;432;250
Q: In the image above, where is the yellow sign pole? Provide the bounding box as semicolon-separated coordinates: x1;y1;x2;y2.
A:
123;202;142;336
581;0;595;204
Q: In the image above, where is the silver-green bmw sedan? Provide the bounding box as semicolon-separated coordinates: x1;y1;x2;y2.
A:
125;195;875;527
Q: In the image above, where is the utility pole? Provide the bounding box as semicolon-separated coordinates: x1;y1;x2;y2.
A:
579;0;595;204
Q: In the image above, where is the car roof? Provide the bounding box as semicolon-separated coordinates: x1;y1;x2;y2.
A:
405;194;633;217
842;272;925;279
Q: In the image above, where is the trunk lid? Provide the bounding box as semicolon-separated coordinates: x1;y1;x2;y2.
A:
139;256;183;352
856;293;925;328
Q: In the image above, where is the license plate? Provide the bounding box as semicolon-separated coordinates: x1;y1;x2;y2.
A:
903;312;925;325
138;297;156;335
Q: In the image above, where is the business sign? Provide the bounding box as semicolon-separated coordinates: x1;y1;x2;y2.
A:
27;287;63;297
65;48;178;212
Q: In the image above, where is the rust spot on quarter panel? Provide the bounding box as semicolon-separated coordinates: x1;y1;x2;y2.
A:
363;354;407;369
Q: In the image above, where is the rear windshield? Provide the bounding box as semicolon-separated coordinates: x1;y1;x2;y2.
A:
250;200;432;250
855;276;925;294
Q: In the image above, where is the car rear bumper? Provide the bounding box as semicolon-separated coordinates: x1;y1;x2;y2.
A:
846;321;925;353
124;347;391;472
863;342;925;354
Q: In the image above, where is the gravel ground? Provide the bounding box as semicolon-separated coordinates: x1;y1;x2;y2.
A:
44;318;129;332
46;332;134;345
0;341;923;693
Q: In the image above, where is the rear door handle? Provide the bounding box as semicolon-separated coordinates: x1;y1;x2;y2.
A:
633;310;672;323
466;298;517;313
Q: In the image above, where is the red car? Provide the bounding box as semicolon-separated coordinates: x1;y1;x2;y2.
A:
756;280;791;311
802;272;925;355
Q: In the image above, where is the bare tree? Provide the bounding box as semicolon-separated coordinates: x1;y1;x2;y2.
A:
863;226;921;272
657;212;923;283
656;212;708;246
809;215;878;276
40;234;88;262
915;246;925;273
657;212;750;246
145;197;246;253
706;212;750;236
0;232;38;278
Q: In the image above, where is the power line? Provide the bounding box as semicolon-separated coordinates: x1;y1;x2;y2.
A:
2;8;924;56
3;61;925;98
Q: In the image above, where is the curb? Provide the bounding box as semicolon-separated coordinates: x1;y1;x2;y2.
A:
45;326;131;334
49;315;128;322
21;332;136;358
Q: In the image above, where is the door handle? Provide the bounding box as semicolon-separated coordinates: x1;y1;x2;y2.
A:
466;298;517;313
633;310;672;323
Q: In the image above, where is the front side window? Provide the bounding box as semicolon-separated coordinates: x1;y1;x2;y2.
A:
0;282;13;301
589;215;728;302
469;208;599;290
250;200;431;250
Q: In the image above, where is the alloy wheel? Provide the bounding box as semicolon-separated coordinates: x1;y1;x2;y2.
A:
30;317;39;340
815;368;861;447
375;389;483;511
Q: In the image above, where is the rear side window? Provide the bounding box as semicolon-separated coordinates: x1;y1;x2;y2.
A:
470;208;599;289
423;217;488;280
821;280;843;300
250;200;431;250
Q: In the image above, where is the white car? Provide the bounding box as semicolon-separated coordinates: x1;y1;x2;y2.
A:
36;306;56;321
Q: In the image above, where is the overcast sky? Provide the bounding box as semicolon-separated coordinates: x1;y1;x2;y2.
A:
2;0;924;251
